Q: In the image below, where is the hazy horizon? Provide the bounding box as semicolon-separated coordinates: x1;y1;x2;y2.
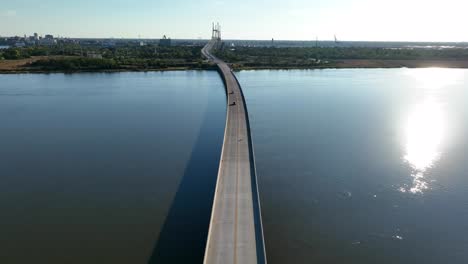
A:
1;0;468;42
2;34;468;44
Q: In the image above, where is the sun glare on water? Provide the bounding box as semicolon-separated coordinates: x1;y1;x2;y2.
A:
403;99;445;193
400;68;463;194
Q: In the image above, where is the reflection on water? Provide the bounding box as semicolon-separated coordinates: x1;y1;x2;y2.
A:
401;68;462;194
402;99;445;193
407;68;464;90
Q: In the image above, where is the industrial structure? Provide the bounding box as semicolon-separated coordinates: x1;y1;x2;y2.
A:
159;35;171;47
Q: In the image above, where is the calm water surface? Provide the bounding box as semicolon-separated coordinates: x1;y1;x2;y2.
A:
0;72;225;263
238;69;468;264
2;69;468;264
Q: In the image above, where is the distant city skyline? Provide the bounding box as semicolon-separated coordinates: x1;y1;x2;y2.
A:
1;0;467;42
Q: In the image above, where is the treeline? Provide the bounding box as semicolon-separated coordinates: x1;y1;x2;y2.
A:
1;44;214;71
30;58;119;71
214;46;468;67
27;57;214;71
104;45;203;60
0;44;203;60
1;46;61;59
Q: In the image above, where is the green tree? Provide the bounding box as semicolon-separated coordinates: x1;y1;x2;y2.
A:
3;49;21;60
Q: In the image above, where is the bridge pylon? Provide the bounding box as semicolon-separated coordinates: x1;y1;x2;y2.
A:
212;22;222;41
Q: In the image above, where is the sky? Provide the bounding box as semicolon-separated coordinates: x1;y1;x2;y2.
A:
1;0;467;41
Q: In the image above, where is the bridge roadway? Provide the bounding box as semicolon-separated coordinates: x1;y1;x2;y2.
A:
201;40;266;264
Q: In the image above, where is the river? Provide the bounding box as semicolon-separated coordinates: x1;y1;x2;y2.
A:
238;68;468;264
1;69;468;263
0;72;225;263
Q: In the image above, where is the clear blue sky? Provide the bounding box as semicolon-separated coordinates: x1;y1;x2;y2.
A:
1;0;466;41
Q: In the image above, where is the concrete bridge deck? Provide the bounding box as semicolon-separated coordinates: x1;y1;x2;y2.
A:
201;40;266;264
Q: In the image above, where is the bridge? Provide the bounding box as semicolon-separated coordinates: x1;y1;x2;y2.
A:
201;24;267;264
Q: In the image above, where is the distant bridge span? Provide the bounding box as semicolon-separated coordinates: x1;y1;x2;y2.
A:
202;39;267;264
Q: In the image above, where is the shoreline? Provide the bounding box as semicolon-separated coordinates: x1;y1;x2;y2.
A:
0;67;216;74
2;59;468;74
0;56;217;74
229;59;468;70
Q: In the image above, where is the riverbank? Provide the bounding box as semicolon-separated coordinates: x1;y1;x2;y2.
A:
215;45;468;70
230;59;468;70
0;56;216;73
3;44;468;73
0;44;213;73
3;57;468;73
